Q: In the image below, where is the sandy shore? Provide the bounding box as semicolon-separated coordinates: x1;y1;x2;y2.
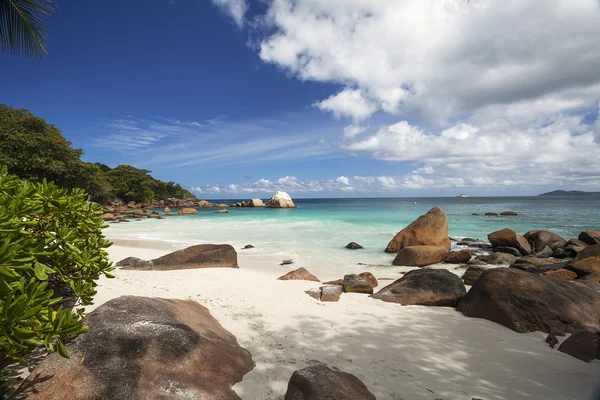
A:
87;239;600;400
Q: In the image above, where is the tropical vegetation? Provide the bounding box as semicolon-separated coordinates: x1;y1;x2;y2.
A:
0;168;113;388
0;105;194;203
0;0;56;58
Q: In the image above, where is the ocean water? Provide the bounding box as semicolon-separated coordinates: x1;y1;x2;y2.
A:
105;196;600;272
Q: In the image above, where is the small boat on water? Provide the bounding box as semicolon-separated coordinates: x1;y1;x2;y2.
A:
457;194;468;198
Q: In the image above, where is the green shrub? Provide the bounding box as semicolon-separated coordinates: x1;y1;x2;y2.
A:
0;167;114;370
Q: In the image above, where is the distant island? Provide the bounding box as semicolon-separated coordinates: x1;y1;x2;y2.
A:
538;190;600;196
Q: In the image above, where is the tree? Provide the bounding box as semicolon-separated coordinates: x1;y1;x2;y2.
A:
0;105;85;189
0;167;113;383
0;0;57;58
105;165;156;203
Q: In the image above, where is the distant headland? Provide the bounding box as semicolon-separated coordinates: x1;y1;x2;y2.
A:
538;190;600;196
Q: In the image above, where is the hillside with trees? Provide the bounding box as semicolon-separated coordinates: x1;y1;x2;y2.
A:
0;105;194;203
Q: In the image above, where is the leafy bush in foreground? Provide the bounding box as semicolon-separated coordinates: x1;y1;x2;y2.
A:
0;167;114;370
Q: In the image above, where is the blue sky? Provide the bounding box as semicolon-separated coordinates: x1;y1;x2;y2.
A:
2;0;600;198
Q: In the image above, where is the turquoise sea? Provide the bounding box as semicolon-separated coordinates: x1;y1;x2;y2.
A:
105;196;600;272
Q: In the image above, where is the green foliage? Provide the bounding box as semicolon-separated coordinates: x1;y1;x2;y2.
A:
0;167;114;370
0;0;56;58
0;104;194;203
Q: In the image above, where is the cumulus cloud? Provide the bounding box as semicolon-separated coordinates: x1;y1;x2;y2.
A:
315;89;377;121
255;0;600;122
211;0;248;27
214;0;600;191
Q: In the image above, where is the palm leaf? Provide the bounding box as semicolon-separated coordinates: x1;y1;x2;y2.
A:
0;0;56;58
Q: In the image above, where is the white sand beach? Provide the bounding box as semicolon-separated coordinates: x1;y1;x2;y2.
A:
89;240;600;400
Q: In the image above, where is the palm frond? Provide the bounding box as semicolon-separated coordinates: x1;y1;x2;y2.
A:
0;0;56;58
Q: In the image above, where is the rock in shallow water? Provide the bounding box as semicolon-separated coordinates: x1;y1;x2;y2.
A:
488;228;531;255
370;269;466;307
392;245;449;267
14;296;254;400
385;206;450;253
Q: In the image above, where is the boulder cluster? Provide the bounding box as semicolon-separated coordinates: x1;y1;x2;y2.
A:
101;191;297;222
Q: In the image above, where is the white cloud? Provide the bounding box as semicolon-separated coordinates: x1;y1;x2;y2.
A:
343;124;366;139
336;176;350;185
255;0;600;122
315;89;377;121
211;0;248;28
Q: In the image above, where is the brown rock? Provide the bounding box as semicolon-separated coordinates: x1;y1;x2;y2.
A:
524;230;566;252
392;245;448;267
500;211;518;216
579;273;600;283
579;230;600;245
247;198;265;207
358;272;378;288
345;242;364;250
242;244;254;249
456;268;600;334
342;274;373;294
476;252;517;265
284;364;376;400
118;244;238;270
163;206;171;214
14;296;254;400
467;259;487;266
494;246;522;257
462;266;487;285
484;212;499;216
131;209;144;216
370;269;466;307
445;249;472;264
101;213;117;221
541;269;577;281
535;246;554;258
385;206;450;253
278;267;320;282
320;285;343;302
569;244;600;276
217;208;228;213
568;238;589;247
323;279;343;285
514;256;556;267
488;228;531;255
178;207;199;215
558;331;600;362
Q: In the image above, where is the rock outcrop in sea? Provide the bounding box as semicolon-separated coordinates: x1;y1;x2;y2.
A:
265;191;296;208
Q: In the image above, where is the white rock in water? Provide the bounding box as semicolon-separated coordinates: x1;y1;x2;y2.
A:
265;191;295;208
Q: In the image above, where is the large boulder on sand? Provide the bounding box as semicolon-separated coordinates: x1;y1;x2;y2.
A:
456;268;600;334
568;244;600;276
558;331;600;362
488;228;531;255
278;267;320;282
523;230;567;252
178;207;199;215
247;198;265;207
14;296;254;400
462;266;487;285
579;230;600;245
393;245;449;267
385;206;450;253
370;269;466;307
265;191;295;208
117;244;238;270
284;364;376;400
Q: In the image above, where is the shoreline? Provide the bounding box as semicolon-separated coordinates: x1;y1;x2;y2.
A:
88;238;600;400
